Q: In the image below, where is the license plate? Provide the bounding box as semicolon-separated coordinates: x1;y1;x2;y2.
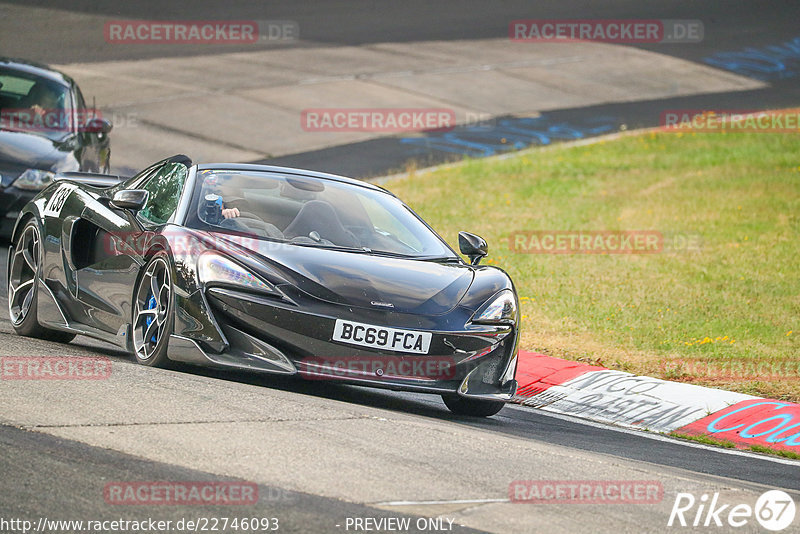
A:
332;319;432;354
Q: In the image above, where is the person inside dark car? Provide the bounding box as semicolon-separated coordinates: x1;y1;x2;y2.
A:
199;172;285;239
1;79;68;134
18;81;63;118
204;173;360;246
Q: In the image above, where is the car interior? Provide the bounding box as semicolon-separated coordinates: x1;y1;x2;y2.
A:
195;171;424;255
0;73;66;114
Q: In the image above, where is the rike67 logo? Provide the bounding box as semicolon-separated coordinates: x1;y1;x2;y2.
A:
668;490;796;531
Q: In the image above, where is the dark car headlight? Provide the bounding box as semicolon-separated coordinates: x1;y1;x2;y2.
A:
13;169;55;191
471;289;518;325
197;252;278;295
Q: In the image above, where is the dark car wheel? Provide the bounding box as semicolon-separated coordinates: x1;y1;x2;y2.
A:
132;252;174;368
8;221;76;343
442;394;505;417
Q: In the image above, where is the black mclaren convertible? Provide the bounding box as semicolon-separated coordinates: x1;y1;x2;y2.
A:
7;155;519;416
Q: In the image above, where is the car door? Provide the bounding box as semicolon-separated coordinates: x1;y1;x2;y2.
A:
71;161;189;339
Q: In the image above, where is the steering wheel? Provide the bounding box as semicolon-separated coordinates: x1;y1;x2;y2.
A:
232;211;263;221
219;216;283;239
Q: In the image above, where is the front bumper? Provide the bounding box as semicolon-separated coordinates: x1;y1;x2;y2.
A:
168;286;519;400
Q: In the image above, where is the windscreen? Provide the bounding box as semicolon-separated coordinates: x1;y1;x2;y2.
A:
189;169;456;259
0;68;72;140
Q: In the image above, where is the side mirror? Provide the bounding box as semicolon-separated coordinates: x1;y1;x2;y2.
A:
458;231;488;265
86;117;113;134
110;189;148;212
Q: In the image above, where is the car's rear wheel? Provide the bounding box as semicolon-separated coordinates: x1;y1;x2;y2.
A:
132;252;174;368
442;394;505;417
8;221;76;342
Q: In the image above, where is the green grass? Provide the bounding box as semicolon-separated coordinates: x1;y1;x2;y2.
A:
670;432;737;449
670;432;800;459
387;130;800;400
748;444;800;460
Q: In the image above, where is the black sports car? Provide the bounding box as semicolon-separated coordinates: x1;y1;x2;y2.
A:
0;58;112;239
7;155;519;416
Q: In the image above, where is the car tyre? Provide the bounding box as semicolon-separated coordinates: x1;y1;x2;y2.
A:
131;251;175;368
8;221;76;342
441;394;505;417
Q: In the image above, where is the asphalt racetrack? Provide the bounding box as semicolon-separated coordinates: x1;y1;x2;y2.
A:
0;2;798;533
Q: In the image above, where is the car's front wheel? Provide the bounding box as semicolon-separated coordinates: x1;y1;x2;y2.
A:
131;251;174;368
8;220;75;343
441;394;505;417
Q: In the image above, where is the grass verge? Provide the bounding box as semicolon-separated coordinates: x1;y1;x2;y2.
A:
670;432;737;449
670;432;800;460
387;130;800;401
748;444;800;460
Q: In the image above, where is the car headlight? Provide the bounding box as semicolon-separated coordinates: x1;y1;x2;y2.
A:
197;253;278;295
13;169;55;191
471;289;518;325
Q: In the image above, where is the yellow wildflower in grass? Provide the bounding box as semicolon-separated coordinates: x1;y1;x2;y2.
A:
680;335;733;347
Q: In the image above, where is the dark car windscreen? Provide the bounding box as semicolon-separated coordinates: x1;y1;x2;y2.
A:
0;68;72;141
188;169;456;259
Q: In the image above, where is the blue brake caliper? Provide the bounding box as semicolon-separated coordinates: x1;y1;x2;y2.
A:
146;295;157;343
